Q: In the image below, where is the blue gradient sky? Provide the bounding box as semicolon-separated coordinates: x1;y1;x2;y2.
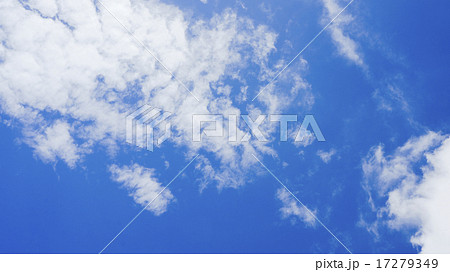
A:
0;0;449;253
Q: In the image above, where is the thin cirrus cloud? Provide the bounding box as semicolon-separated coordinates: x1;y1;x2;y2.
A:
320;0;414;117
361;131;450;253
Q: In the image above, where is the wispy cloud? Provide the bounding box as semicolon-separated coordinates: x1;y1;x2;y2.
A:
276;188;316;226
317;148;337;163
109;163;174;215
321;0;364;67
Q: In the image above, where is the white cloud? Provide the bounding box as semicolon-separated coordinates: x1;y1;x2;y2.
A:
317;148;336;163
26;120;85;168
363;131;444;195
26;0;58;18
109;163;174;215
199;0;208;4
0;0;317;212
0;1;282;179
362;131;450;253
321;0;364;67
276;188;316;226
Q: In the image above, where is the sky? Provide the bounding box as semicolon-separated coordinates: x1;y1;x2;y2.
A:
0;0;449;254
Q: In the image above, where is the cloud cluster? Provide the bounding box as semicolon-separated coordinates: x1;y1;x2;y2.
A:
362;131;450;253
0;0;316;213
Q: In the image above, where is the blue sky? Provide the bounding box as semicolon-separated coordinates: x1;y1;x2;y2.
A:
0;0;449;254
